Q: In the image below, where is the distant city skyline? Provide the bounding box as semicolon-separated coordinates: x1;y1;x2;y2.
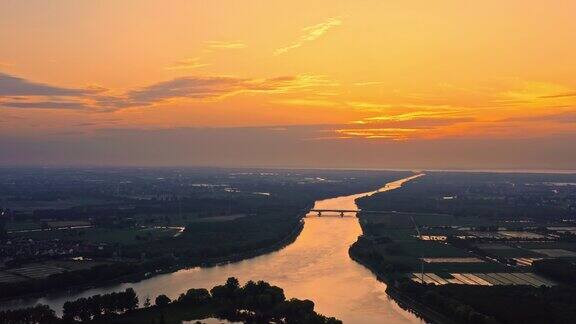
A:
1;1;575;169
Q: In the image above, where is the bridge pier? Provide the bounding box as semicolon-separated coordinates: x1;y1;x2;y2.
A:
317;211;322;217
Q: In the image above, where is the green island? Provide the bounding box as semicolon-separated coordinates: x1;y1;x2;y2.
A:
0;277;342;324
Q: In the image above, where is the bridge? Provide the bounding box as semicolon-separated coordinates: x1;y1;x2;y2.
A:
307;209;391;217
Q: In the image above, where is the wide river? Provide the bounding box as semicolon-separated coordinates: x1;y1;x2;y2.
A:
6;174;424;324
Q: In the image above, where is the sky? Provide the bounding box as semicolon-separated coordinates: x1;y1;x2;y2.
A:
1;0;575;170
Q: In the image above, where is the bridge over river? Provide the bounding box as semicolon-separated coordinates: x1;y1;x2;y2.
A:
308;209;393;217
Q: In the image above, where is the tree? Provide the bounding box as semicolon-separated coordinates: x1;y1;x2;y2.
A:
143;296;151;308
122;288;139;310
62;288;139;321
155;294;171;307
225;277;240;290
0;304;58;324
178;288;211;305
211;277;241;302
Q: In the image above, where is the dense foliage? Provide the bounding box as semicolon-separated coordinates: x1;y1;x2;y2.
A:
63;288;138;322
0;278;342;324
0;305;59;324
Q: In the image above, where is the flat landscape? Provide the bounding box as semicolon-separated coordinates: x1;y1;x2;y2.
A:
350;172;576;324
2;1;576;323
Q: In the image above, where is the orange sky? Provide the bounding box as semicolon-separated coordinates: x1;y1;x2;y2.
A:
1;1;575;168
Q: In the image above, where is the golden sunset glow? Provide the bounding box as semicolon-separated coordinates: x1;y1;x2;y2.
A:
1;0;575;169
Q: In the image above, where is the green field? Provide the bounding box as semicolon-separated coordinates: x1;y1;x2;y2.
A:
356;210;517;273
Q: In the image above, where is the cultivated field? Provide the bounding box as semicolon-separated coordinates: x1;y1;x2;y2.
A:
410;272;556;287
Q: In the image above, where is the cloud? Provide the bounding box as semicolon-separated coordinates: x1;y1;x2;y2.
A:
495;81;572;104
204;41;246;50
0;72;93;96
504;111;576;123
323;103;480;140
275;18;342;55
165;40;245;71
334;128;419;140
332;116;474;141
125;76;248;105
0;100;91;110
272;98;338;107
359;117;474;128
353;81;384;86
358;108;471;122
265;97;479;140
344;101;470;116
539;92;576;99
0;70;336;111
165;57;210;71
0;72;105;110
117;74;334;108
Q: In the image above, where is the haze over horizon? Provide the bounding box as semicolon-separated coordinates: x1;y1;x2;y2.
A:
1;1;575;170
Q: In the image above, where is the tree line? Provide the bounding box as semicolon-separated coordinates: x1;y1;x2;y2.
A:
0;277;342;324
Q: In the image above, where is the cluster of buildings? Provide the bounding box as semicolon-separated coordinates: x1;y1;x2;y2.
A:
0;237;106;268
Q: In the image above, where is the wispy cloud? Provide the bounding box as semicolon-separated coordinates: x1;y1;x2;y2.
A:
310;100;482;140
275;18;342;55
0;100;91;110
495;81;572;104
358;107;471;122
539;92;576;99
331;113;475;141
125;76;250;105
205;40;246;50
504;110;576;124
165;57;210;71
165;40;246;71
334;127;419;140
98;74;335;109
0;72;94;97
0;71;337;111
353;81;384;87
0;72;105;110
272;98;337;107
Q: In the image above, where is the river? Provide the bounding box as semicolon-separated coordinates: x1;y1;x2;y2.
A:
5;174;424;323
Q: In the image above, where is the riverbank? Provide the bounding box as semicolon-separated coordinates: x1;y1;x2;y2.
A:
348;245;454;324
0;216;305;307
